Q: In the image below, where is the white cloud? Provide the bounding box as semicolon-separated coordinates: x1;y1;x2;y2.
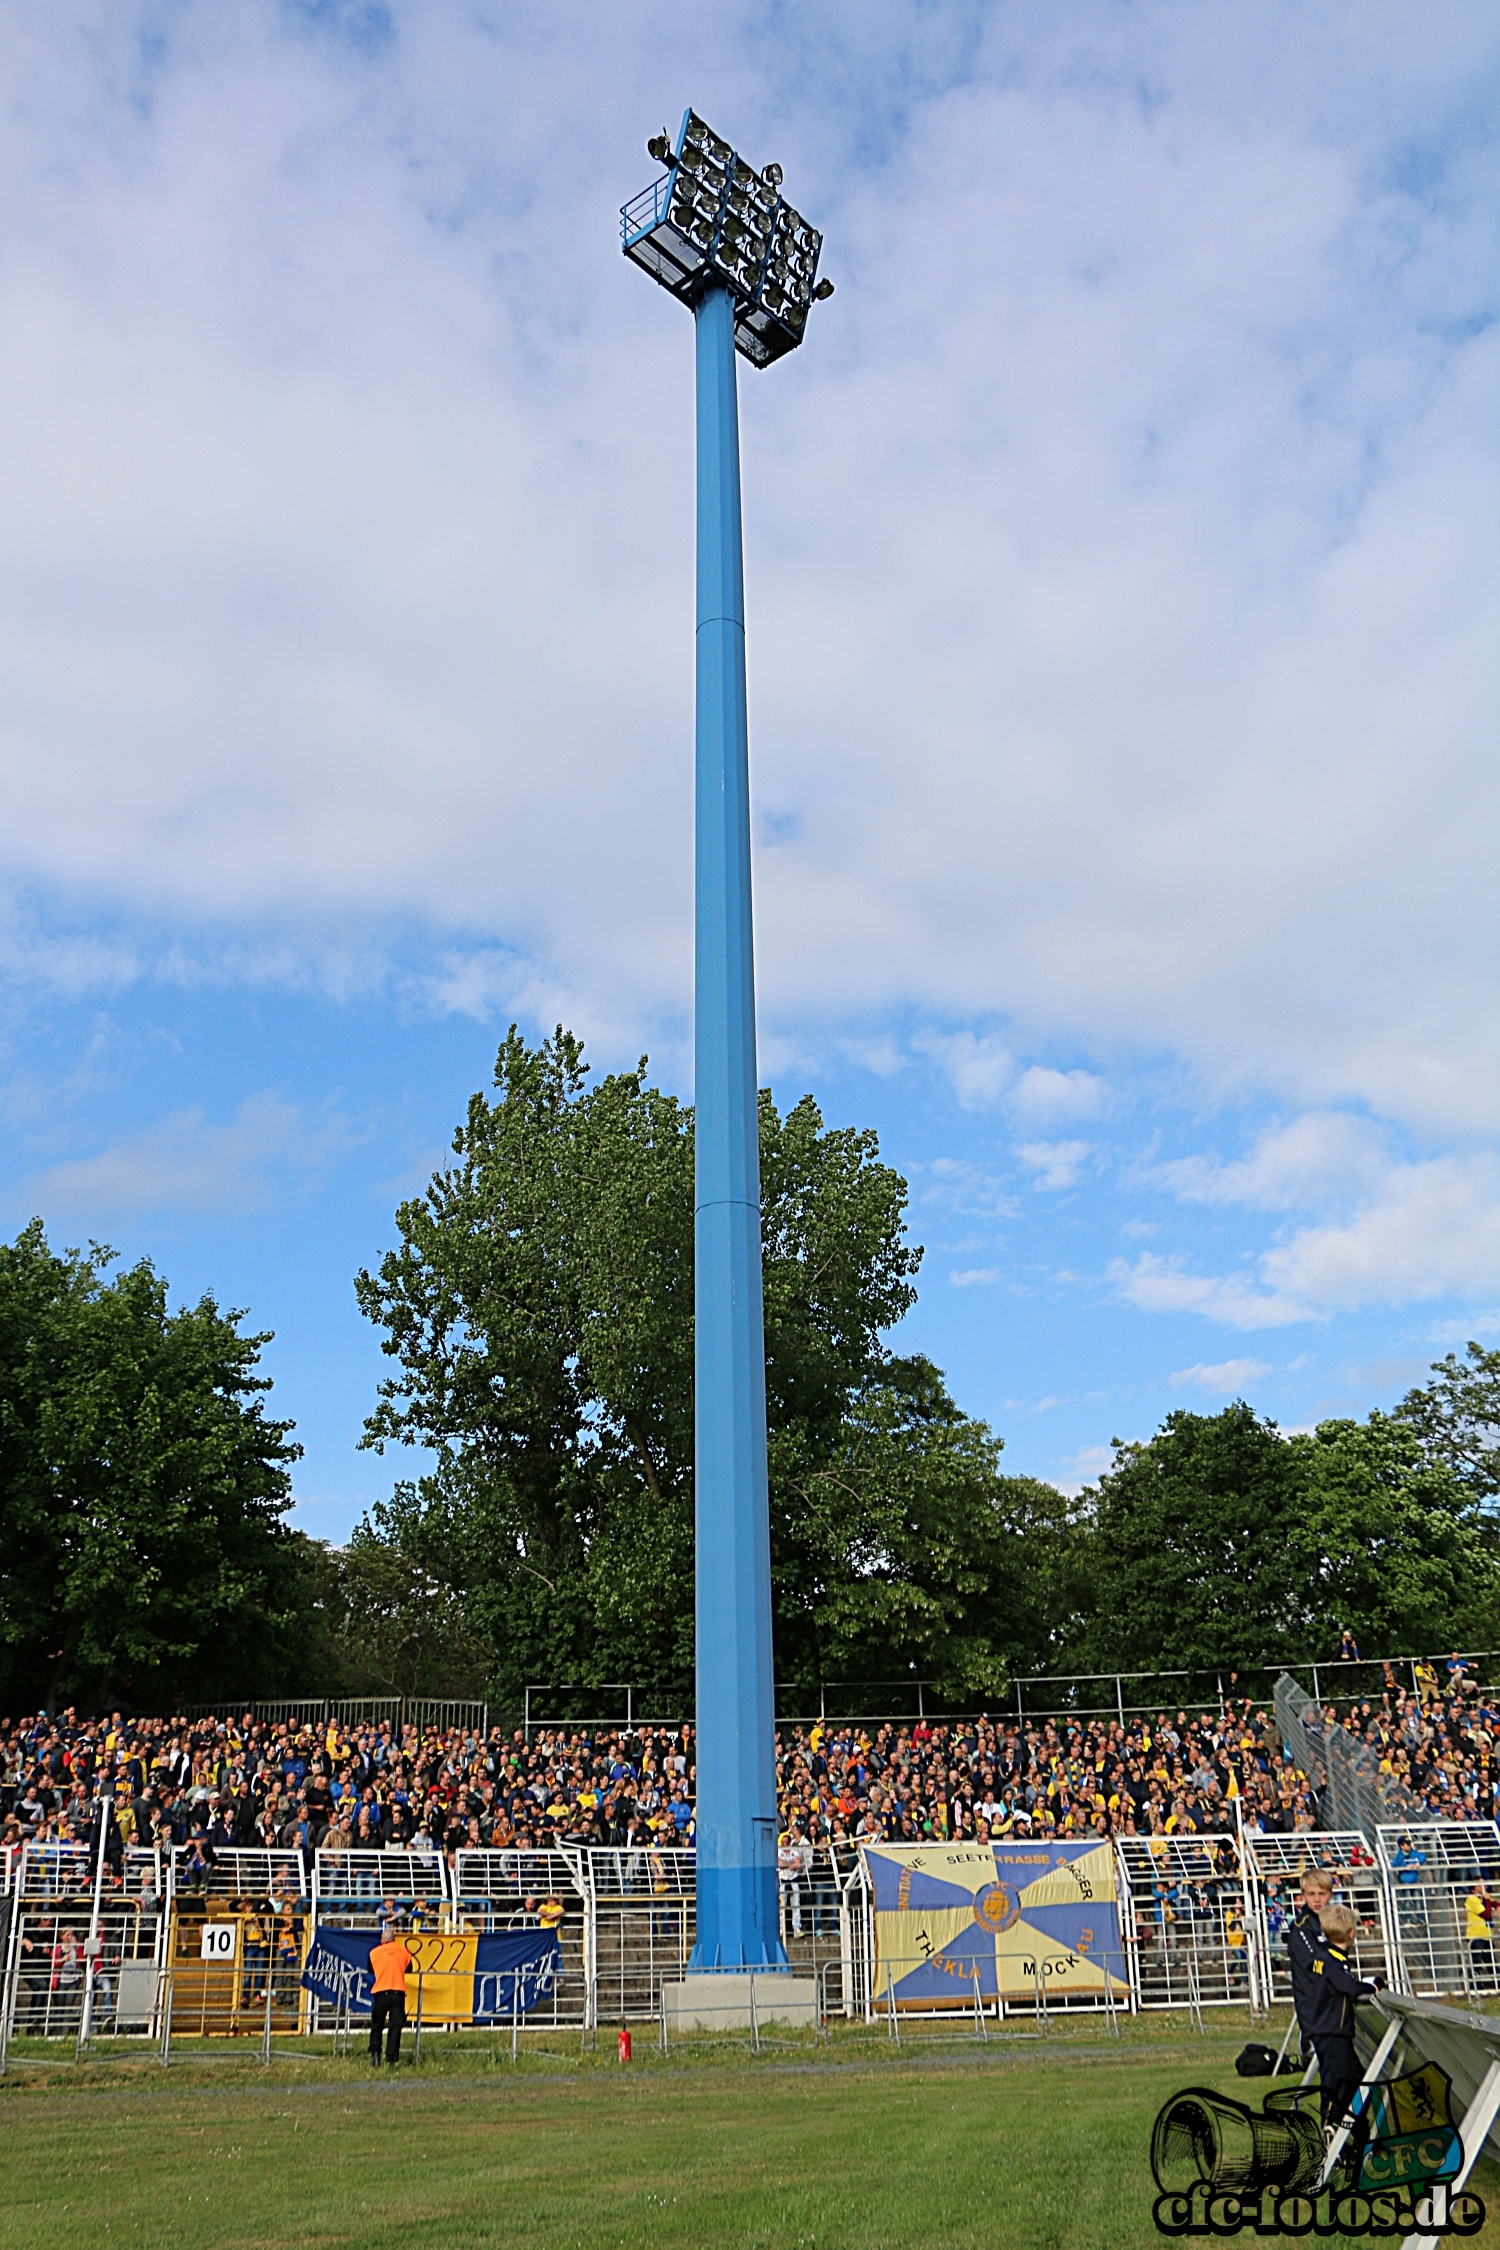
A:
1110;1253;1313;1330
0;4;1495;1162
950;1266;1001;1288
1056;1443;1116;1495
0;894;139;999
837;1033;906;1078
915;1157;1018;1219
1117;1152;1500;1327
1156;1112;1390;1211
12;1094;355;1219
913;1031;1014;1110
1016;1139;1092;1191
1010;1067;1109;1126
1427;1312;1500;1345
1169;1358;1272;1394
1262;1153;1500;1310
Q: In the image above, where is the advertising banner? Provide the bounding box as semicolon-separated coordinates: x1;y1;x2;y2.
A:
301;1924;561;2020
863;1839;1128;2007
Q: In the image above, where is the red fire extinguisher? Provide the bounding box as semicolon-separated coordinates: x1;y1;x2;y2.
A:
617;2028;633;2063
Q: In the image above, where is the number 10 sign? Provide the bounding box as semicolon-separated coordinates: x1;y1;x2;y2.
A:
199;1923;237;1961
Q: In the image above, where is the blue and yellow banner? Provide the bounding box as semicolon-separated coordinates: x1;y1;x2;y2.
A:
302;1925;561;2021
864;1839;1128;2006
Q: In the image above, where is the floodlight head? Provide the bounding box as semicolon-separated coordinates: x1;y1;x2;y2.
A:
620;107;830;367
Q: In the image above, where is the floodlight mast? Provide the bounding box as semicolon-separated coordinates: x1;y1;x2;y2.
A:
622;112;832;1973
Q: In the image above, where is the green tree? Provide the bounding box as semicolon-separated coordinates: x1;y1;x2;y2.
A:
1394;1342;1500;1501
1074;1402;1309;1673
287;1534;493;1702
772;1353;1090;1700
1073;1399;1500;1673
0;1219;303;1709
1292;1413;1500;1652
358;1028;1063;1708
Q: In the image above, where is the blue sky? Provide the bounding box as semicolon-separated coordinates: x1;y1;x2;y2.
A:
1;4;1498;1538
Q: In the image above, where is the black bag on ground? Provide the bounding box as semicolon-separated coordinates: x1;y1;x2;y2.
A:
1234;2043;1280;2076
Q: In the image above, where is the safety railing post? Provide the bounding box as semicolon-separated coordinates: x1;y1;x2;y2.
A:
161;1955;177;2068
748;1972;759;2055
511;1976;520;2063
414;1966;424;2066
1187;1953;1205;2034
0;1901;20;2078
972;1967;988;2044
885;1977;900;2047
76;1792;113;2060
260;1968;272;2067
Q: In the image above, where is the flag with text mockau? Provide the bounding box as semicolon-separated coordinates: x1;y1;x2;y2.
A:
863;1840;1128;2007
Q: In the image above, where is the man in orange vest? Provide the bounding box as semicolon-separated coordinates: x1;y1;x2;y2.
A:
367;1922;413;2068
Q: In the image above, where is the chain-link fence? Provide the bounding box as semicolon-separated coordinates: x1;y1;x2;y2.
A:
1274;1670;1426;1842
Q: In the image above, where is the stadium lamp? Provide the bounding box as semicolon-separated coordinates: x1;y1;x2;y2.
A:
621;114;834;1994
621;109;833;368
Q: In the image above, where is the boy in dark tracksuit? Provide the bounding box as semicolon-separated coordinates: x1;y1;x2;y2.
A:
1304;1903;1381;2152
1284;1869;1335;2066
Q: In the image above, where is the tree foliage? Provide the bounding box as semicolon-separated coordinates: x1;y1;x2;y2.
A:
1395;1342;1500;1500
1072;1397;1500;1673
0;1219;304;1709
354;1027;1051;1706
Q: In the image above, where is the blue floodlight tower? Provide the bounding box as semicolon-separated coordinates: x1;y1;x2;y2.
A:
622;113;833;1972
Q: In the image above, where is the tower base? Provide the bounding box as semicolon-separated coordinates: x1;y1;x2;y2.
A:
662;1973;817;2034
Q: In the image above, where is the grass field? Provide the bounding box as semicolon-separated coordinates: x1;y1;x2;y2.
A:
5;2012;1500;2250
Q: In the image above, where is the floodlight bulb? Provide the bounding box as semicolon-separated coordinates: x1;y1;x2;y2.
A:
813;278;835;300
647;130;673;165
762;162;783;187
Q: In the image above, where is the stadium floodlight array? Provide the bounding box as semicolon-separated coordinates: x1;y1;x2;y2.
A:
620;109;833;366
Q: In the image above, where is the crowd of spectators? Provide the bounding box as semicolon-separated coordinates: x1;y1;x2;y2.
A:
1321;1653;1500;1823
0;1698;1307;1872
1;1656;1495;1892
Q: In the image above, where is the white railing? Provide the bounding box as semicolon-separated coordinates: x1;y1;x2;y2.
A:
312;1847;447;1910
16;1842;94;1901
1377;1820;1500;2000
1115;1835;1255;2012
169;1845;307;1902
1239;1828;1393;2009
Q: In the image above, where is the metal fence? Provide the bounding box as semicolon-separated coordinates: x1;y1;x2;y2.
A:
1116;1835;1254;2011
178;1699;483;1736
11;1817;1500;2053
1275;1671;1426;1842
1376;1822;1500;2001
1239;1829;1394;2005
